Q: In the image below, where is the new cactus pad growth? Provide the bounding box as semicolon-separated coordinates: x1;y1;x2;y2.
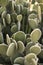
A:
0;0;43;65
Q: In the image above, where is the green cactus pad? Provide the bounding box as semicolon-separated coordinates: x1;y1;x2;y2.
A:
6;14;11;24
0;7;6;14
24;58;37;65
2;18;6;27
17;14;22;22
30;29;42;43
28;19;38;29
6;34;11;45
24;53;38;65
6;42;17;57
14;57;24;64
30;44;41;55
37;6;41;22
25;53;37;61
12;31;26;42
1;10;6;18
17;41;25;53
0;43;8;55
39;3;43;13
11;24;18;33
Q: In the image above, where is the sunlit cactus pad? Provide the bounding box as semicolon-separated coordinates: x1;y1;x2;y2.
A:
0;0;43;65
30;29;42;43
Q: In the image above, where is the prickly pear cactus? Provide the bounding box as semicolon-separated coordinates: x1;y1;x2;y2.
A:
0;0;43;65
37;0;43;13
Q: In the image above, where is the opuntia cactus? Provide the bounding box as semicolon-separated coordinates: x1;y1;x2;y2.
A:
0;0;43;65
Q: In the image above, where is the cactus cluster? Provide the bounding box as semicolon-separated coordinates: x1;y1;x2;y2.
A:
0;0;43;65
